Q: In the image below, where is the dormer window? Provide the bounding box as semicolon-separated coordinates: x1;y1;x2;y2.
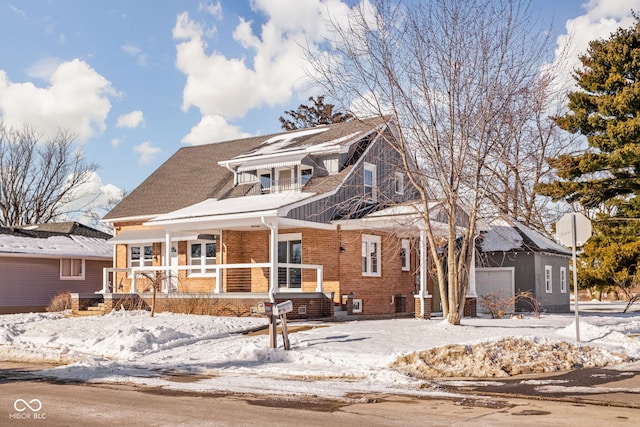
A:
260;173;272;193
301;168;313;186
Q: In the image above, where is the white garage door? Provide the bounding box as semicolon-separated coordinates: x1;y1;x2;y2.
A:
475;267;515;314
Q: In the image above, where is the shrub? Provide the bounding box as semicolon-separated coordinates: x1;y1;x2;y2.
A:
479;291;514;319
47;291;71;312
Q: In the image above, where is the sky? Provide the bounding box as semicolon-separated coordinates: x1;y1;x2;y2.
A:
0;0;639;223
0;301;639;402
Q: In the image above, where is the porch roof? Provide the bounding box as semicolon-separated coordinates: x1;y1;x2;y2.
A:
144;192;316;229
334;202;462;237
235;153;312;172
108;228;202;245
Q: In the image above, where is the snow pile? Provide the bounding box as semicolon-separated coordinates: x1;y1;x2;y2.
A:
392;337;627;379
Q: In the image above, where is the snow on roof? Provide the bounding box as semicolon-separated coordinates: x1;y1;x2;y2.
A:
0;233;112;258
479;217;570;254
233;127;330;158
147;192;317;225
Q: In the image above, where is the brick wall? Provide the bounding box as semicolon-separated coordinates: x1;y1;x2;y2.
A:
414;295;432;319
338;229;416;316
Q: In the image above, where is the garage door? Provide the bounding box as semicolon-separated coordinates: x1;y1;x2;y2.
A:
475;267;515;314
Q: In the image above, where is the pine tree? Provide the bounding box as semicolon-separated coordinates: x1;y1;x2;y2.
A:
540;16;640;296
279;95;353;131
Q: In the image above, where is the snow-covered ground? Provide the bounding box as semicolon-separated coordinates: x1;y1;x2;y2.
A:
1;301;639;400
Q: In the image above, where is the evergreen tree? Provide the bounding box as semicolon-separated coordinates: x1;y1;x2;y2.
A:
539;16;640;295
279;95;353;131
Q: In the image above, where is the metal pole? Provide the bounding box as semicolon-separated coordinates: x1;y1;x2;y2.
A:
572;213;580;343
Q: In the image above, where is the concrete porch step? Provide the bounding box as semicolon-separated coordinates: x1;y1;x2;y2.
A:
70;310;103;317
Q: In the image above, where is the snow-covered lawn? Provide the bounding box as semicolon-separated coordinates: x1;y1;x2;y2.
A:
1;301;639;399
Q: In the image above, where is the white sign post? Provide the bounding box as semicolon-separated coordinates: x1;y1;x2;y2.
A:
556;212;592;343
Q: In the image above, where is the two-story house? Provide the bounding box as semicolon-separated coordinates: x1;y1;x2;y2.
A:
94;116;440;319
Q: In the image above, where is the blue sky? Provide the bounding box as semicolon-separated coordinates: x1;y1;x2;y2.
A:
0;0;638;219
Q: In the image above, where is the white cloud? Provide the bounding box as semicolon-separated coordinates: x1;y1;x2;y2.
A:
111;138;120;147
133;141;162;164
25;56;63;81
121;43;148;66
116;110;144;128
172;0;353;128
8;5;27;19
550;0;640;93
61;171;124;231
182;114;251;145
0;59;116;141
199;1;222;18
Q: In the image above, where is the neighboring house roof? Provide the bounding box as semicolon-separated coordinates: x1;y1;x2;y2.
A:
103;116;390;222
478;216;570;256
0;222;112;259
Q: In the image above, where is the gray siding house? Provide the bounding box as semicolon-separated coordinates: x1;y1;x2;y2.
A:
475;216;572;313
0;222;112;314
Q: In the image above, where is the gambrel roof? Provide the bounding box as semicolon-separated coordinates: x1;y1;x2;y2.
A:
103;116;390;222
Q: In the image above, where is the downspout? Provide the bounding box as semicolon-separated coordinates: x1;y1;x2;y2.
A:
222;161;238;186
261;216;278;303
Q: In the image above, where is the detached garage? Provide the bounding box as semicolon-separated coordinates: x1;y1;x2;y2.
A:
475;267;515;315
475;216;571;313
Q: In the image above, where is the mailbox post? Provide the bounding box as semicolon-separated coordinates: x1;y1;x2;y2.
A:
273;300;293;350
256;302;277;349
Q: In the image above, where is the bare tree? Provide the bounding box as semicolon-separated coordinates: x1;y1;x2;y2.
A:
311;0;553;324
484;72;582;233
0;124;99;226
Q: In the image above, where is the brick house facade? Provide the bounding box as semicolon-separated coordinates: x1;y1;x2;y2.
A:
99;117;451;319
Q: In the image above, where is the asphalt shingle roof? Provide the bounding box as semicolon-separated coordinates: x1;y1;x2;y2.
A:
104;117;389;221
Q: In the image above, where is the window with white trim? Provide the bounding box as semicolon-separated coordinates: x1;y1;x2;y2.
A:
60;258;84;280
545;265;553;293
278;233;302;289
362;234;381;277
560;266;567;293
395;172;405;195
364;162;377;202
129;245;153;268
401;239;410;271
188;239;217;276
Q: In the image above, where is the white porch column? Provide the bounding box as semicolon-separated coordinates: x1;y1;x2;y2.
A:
419;229;428;317
164;232;172;293
261;217;278;303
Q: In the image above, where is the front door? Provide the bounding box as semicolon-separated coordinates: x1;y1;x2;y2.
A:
278;239;301;289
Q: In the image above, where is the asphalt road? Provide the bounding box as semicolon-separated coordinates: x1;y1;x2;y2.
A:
1;362;639;426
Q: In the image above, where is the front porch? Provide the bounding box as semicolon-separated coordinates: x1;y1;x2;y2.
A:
101;263;324;296
71;291;335;320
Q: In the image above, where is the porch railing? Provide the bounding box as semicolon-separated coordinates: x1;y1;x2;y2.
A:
101;263;323;294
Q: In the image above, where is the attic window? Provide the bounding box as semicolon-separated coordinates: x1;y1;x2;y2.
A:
364;162;377;202
395;172;405;195
301;168;312;185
